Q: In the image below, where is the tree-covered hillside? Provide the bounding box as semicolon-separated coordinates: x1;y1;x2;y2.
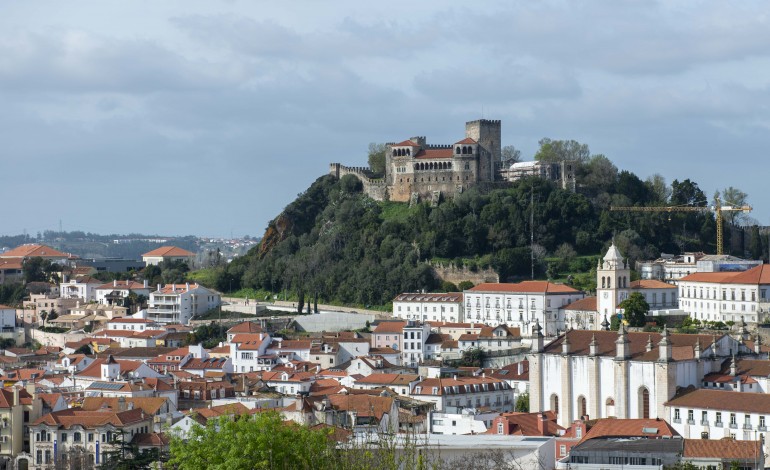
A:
206;146;764;310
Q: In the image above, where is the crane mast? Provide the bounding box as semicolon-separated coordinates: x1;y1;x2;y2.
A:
609;198;752;255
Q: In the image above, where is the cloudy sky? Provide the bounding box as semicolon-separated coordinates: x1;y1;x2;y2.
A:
1;1;768;238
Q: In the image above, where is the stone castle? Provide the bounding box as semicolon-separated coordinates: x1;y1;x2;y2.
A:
330;119;502;203
330;119;576;202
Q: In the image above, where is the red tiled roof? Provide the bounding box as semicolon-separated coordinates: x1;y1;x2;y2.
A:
665;388;770;414
563;296;597;311
414;148;453;159
354;374;419;386
33;408;148;428
0;244;71;259
394;140;419;147
469;281;580;294
630;280;677;289
95;280;148;290
581;418;679;443
227;321;263;334
682;438;762;459
0;260;23;270
373;321;406;334
455;137;477;145
680;265;770;285
142;246;195;258
545;329;721;362
393;293;463;302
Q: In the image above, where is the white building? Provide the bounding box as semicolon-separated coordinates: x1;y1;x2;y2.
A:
463;281;583;336
409;375;514;412
428;407;497;435
392;293;463;323
229;333;272;373
528;324;751;428
141;246;195;267
402;321;431;368
94;280;151;306
639;252;762;284
678;264;770;324
59;277;102;302
665;388;770;458
146;283;221;325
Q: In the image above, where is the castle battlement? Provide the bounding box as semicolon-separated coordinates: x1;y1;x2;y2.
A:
425;144;452;149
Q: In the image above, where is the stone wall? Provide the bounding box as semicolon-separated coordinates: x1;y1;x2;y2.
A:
329;163;388;200
430;261;499;286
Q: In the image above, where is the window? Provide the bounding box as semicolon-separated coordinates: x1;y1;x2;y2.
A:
674;409;681;421
61;432;68;442
731;413;737;425
761;416;766;429
559;445;566;456
716;412;722;425
498;422;504;434
687;409;694;423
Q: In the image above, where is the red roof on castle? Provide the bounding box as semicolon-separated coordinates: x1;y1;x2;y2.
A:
454;137;477;144
393;140;419;147
414;148;453;159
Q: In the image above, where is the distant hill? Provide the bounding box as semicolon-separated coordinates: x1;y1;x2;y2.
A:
215;158;747;308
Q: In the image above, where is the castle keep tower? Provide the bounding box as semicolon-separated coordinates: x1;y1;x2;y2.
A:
465;119;501;182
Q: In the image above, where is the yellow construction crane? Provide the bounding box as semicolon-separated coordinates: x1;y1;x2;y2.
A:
609;198;752;255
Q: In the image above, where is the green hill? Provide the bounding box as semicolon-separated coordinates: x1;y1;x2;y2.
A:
204;155;743;310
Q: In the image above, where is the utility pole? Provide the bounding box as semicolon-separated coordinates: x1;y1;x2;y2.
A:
530;187;535;280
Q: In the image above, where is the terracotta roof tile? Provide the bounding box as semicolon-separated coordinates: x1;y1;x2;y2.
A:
665;388;770;414
581;418;679;443
142;246;195;258
682;438;762;459
414;148;453;159
563;296;597;311
468;281;580;294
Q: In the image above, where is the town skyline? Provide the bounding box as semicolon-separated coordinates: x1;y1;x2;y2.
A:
2;1;769;237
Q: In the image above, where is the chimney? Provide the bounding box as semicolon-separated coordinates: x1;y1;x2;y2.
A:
646;335;653;353
12;387;19;406
694;338;702;360
517;361;524;375
144;280;148;288
186;282;190;291
537;413;547;434
157;284;161;292
755;335;762;355
113;280;117;287
562;333;571;355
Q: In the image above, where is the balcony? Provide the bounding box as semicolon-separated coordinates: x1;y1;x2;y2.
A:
729;423;738;429
700;420;709;426
759;425;767;432
743;424;753;430
714;421;723;428
687;419;695;425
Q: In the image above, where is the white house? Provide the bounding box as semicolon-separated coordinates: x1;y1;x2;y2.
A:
94;280;151;306
229;333;272;373
392;293;464;323
146;283;221;325
141;246;195;267
665;388;770;458
409;376;514;412
678;264;770;325
59;277;102;302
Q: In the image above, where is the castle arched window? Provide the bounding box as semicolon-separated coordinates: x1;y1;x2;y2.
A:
618;277;622;289
464;163;470;170
414;164;418;171
407;149;411;156
469;146;474;154
456;147;461;154
601;277;605;289
624;277;627;288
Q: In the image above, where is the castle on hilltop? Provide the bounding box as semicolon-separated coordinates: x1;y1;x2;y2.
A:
330;119;577;202
330;119;502;203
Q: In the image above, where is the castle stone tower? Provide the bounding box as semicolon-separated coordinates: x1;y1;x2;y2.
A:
465;119;501;182
597;242;630;319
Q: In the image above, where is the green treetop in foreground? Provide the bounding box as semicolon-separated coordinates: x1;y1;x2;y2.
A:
619;292;650;327
169;411;338;470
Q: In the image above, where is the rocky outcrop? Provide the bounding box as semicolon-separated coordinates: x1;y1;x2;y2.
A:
257;213;293;259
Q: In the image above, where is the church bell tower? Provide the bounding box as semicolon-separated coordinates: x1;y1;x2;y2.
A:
597;242;630;319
